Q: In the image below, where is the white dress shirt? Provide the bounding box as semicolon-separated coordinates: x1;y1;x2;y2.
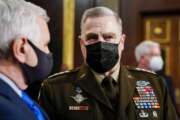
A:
0;73;22;97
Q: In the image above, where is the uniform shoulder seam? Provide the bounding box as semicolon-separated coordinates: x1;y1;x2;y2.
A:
48;68;79;79
126;66;156;74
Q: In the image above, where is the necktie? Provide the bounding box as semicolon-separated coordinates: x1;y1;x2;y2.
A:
21;91;45;120
101;76;119;109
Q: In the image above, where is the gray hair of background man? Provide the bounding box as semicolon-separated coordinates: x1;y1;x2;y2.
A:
0;0;49;58
80;6;122;37
135;40;160;62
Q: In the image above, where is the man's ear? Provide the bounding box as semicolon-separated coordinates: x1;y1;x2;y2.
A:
12;38;28;63
80;39;87;60
140;55;148;65
119;34;126;51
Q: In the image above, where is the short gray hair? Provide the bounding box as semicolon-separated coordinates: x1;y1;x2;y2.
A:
0;0;49;58
80;6;122;35
135;40;160;62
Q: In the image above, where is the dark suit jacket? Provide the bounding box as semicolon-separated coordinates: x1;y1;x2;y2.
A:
39;64;179;120
0;79;49;120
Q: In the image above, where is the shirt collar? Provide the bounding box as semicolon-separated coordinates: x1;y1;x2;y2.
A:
0;73;22;97
91;65;120;85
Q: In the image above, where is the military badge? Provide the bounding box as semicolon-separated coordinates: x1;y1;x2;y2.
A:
69;86;89;111
71;94;87;104
139;110;149;118
75;86;83;94
133;80;160;110
70;86;87;104
153;111;158;118
136;80;150;87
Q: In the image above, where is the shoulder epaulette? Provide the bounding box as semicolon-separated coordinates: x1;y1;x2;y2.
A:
135;68;156;74
126;66;156;74
48;68;79;79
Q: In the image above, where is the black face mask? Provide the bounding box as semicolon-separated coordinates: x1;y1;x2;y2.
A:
20;41;53;85
86;42;119;73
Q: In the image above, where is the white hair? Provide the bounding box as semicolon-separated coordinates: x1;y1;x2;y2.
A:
135;40;160;62
0;0;49;57
80;6;122;36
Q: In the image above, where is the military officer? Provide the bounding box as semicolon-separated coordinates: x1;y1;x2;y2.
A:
39;6;179;120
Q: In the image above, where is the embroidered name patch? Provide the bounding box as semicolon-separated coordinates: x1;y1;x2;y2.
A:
69;106;89;111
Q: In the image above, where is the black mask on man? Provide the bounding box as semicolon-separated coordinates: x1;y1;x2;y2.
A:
20;41;53;85
86;42;119;73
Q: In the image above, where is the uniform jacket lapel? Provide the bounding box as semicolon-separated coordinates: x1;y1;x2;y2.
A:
75;64;114;111
117;65;137;119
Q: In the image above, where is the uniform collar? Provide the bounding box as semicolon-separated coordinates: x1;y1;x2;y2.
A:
0;73;22;97
117;65;137;111
75;64;114;110
91;64;120;85
75;64;136;111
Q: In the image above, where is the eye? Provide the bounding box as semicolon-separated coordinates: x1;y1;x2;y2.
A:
103;34;115;41
103;35;113;40
85;33;98;42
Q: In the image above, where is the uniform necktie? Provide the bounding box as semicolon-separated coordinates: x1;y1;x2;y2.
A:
101;76;119;109
21;91;45;120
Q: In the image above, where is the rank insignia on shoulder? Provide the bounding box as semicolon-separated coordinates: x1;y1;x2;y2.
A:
135;68;156;74
70;86;87;104
48;70;71;78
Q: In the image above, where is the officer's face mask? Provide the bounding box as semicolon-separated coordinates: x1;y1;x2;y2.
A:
86;42;119;73
20;41;53;85
149;56;164;72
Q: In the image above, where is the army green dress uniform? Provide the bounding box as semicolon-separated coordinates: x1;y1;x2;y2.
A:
39;64;179;120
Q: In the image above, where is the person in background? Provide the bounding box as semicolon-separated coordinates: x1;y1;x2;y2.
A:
135;40;179;116
39;7;179;120
0;0;52;119
135;40;164;72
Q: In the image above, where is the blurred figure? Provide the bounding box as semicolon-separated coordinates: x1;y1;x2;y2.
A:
0;0;52;119
135;40;163;72
135;40;179;115
39;7;179;120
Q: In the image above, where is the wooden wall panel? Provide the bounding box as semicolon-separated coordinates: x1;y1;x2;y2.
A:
120;0;141;66
27;0;63;73
120;0;180;66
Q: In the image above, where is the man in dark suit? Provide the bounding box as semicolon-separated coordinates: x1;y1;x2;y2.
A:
39;7;179;120
0;0;53;119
